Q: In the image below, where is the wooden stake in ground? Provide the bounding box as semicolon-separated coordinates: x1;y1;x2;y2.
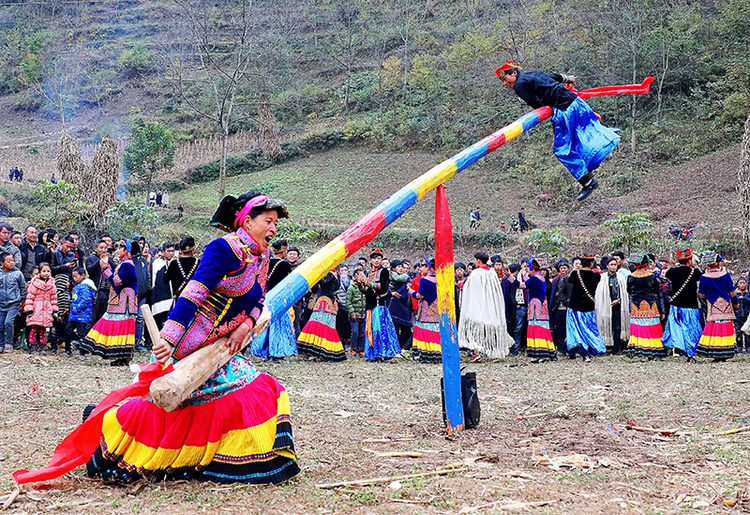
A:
315;465;467;489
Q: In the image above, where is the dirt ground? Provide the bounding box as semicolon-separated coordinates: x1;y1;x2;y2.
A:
2;349;750;514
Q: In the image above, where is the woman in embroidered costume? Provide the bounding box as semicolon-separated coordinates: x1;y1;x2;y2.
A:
410;259;441;361
364;248;400;360
626;254;667;359
85;192;299;484
297;271;346;361
662;248;703;361
78;239;139;367
520;258;557;362
696;254;737;362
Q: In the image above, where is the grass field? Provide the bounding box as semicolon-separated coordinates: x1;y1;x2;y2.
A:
3;349;750;514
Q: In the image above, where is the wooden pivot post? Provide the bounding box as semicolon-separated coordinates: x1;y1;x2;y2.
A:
435;185;464;433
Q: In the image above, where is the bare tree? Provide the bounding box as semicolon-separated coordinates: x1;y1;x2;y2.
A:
168;0;260;199
21;60;81;131
740;111;750;249
323;1;369;112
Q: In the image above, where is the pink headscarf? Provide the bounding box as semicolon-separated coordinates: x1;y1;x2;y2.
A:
234;194;270;229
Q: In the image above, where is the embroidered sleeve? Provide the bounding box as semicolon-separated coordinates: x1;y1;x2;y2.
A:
101;262;113;279
162;239;240;347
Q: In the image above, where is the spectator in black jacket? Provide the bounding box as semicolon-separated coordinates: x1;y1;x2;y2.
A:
51;236;77;278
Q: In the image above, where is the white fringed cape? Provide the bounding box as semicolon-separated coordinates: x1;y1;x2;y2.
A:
594;272;630;346
458;268;513;358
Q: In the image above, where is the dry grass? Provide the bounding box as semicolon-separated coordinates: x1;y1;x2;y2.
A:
2;350;750;514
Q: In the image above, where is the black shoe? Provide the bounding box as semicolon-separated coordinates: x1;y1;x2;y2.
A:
82;404;96;423
577;179;599;201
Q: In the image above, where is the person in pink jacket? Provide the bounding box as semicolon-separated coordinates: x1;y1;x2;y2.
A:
24;262;58;354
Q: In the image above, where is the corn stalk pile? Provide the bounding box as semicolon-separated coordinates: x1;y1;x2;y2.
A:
88;135;119;226
258;90;282;162
56;133;88;184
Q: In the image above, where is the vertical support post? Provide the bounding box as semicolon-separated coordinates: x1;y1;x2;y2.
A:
435;185;464;433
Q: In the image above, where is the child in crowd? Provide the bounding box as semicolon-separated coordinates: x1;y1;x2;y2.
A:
346;268;367;356
23;263;58;354
0;252;26;353
52;272;71;355
67;267;96;351
735;277;750;353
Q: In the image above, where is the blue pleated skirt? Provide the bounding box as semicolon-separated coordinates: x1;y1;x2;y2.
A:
552;97;621;181
566;309;606;355
364;305;401;360
248;309;297;359
662;306;702;357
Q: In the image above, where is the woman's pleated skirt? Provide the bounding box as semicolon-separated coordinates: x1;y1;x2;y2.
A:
249;309;297;359
628;316;666;358
297;298;346;361
364;305;400;360
87;359;299;484
80;313;135;360
412;320;441;361
696;320;735;360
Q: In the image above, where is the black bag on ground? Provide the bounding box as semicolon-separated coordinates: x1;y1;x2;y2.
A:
441;371;480;429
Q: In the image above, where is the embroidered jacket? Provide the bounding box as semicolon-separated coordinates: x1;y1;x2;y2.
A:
161;227;269;360
102;259;138;315
414;273;438;323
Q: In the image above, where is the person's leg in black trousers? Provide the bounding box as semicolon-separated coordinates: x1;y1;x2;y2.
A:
611;307;622;355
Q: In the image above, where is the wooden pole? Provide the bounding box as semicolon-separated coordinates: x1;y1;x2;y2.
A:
435;185;463;433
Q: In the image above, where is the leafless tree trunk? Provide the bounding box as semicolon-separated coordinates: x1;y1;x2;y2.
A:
740;111;750;249
169;0;258;199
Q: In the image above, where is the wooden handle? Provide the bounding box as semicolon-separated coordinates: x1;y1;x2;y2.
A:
149;324;260;412
140;304;161;345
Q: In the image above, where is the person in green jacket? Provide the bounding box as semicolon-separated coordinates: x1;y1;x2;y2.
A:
346;268;367;356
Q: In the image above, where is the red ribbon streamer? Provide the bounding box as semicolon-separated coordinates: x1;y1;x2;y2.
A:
567;77;655;99
13;361;174;485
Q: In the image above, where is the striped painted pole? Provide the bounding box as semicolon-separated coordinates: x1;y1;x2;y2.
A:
263;106;553;320
434;185;463;432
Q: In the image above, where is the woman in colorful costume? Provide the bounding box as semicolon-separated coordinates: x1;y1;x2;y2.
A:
696;254;737;361
297;271;346;361
496;61;620;201
410;259;441;361
364;248;400;360
86;192;300;484
662;248;702;360
626;254;667;359
78;239;139;367
249;239;297;359
520;258;556;361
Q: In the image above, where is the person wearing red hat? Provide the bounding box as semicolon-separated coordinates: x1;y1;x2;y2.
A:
662;249;702;360
565;254;606;361
363;248;400;360
496;61;621;201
